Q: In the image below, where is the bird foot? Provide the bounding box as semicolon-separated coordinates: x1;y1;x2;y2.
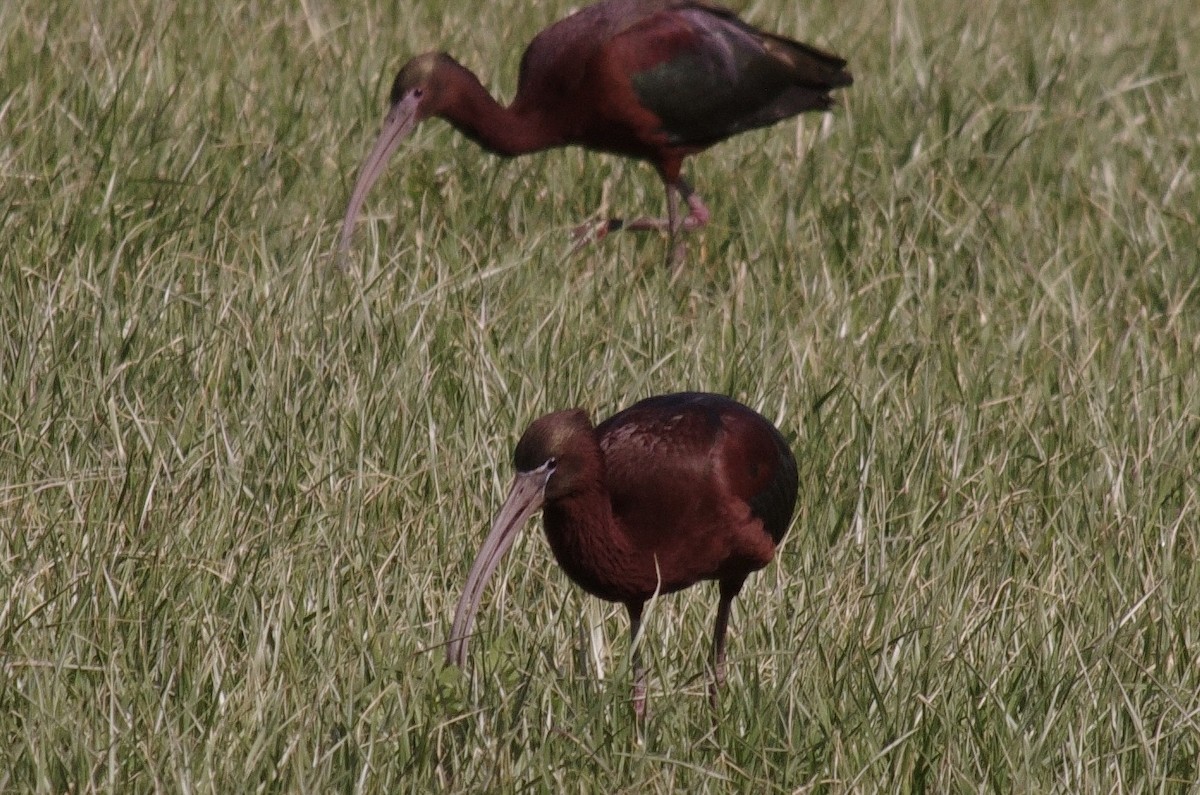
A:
708;658;726;710
570;218;625;250
570;193;709;248
632;681;647;720
610;212;707;235
570;194;707;267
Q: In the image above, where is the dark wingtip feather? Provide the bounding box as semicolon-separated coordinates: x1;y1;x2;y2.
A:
771;38;854;91
752;426;799;545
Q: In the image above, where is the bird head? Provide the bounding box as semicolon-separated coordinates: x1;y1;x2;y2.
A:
387;52;454;109
336;52;458;259
514;409;593;501
446;409;595;667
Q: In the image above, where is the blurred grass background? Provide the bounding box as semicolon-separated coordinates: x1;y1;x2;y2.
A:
2;0;1198;790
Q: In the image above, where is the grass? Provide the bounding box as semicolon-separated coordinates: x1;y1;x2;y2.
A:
2;0;1199;790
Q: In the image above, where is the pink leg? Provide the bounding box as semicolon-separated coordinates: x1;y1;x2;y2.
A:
709;579;743;709
627;602;647;719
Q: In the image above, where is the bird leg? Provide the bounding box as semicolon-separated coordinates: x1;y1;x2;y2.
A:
709;580;743;709
627;601;647;719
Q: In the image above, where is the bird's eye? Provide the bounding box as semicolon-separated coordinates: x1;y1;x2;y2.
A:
412;88;425;99
545;458;558;472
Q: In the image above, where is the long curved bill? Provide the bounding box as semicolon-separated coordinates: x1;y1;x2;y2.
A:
446;464;553;666
336;95;422;261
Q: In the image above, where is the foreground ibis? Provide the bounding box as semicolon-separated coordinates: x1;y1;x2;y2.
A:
338;0;852;258
446;392;799;715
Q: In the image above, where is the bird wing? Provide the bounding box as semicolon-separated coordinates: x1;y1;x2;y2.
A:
596;393;797;548
612;4;851;146
515;0;682;104
596;394;724;544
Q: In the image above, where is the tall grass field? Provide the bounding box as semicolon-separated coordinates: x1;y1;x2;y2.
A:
3;0;1198;790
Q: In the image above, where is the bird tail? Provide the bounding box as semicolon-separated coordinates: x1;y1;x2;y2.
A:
763;36;853;93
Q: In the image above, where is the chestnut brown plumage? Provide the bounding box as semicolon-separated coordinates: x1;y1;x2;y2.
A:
338;0;851;257
447;392;798;715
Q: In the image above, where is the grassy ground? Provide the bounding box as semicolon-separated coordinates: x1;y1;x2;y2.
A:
3;0;1199;790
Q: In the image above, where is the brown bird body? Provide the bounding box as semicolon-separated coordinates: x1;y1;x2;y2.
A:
338;0;852;257
447;392;799;714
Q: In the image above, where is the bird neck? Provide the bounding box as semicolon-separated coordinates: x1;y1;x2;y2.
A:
440;66;562;157
541;477;638;599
